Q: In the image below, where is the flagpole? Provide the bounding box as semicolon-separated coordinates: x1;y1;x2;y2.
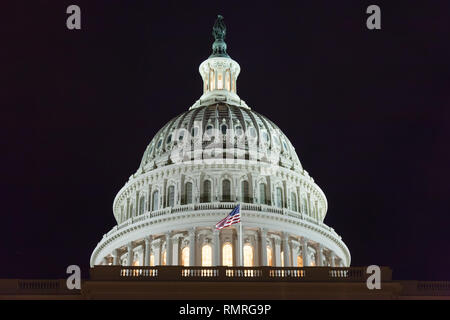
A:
239;203;243;267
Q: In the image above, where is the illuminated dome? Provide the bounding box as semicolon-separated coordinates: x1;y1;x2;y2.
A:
138;104;303;172
91;15;350;269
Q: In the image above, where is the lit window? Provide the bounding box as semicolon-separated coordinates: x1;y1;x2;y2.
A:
222;243;233;266
297;255;304;267
210;69;215;90
202;245;212;266
150;254;154;266
218;73;223;89
243;244;253;267
281;252;284;267
181;247;189;266
267;246;273;266
225;70;231;91
162;250;166;265
132;260;140;266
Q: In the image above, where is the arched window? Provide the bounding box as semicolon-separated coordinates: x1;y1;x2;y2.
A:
225;69;231;91
222;243;233;266
276;187;283;208
243;244;253;267
150;254;155;266
241;180;249;203
259;183;266;205
168;186;175;207
297;255;304;267
202;180;212;202
281;251;284;267
290;192;297;212
185;182;193;204
132;260;140;266
139;196;145;215
210;69;215;90
162;250;166;266
302;198;308;214
217;72;223;89
221;124;227;135
181;247;189;266
266;246;273;266
222;179;231;202
152;190;159;211
202;244;212;266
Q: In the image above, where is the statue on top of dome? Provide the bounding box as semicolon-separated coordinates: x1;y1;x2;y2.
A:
210;15;230;58
212;15;226;41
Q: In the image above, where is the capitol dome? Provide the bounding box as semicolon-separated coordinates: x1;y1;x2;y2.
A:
90;15;350;269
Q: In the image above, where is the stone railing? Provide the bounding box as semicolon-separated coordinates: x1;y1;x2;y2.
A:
90;266;392;282
113;202;331;234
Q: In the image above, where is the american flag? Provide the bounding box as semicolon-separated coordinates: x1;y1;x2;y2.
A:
215;204;241;229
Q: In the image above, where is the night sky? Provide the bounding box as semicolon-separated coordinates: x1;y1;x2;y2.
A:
2;1;449;280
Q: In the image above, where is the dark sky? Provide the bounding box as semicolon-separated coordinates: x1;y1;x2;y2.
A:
2;1;449;280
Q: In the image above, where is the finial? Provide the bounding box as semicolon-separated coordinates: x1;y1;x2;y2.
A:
210;15;230;58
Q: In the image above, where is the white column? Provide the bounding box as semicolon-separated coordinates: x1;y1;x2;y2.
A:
236;226;243;266
260;228;267;266
282;233;290;267
188;228;196;266
152;239;161;266
212;229;220;266
301;238;309;267
291;243;298;267
112;249;119;265
166;232;173;266
330;251;336;267
172;235;181;265
315;243;323;267
274;238;281;267
144;237;151;266
127;242;133;266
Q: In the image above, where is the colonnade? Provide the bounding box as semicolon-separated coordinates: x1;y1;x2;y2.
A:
104;227;344;268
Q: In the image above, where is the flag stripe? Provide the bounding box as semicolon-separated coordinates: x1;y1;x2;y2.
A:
215;204;241;230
